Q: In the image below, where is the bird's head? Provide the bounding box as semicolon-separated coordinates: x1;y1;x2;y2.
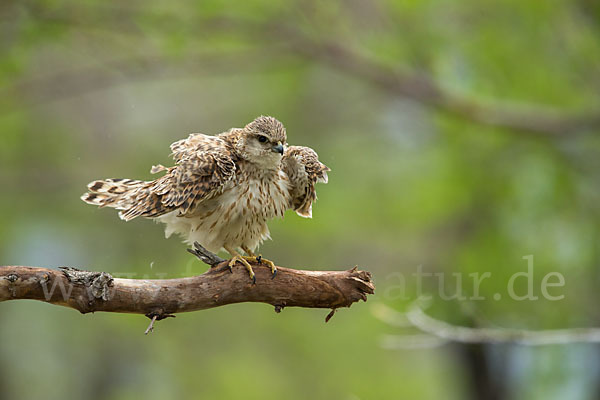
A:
237;116;287;167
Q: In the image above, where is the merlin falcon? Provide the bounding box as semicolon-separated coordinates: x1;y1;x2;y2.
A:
81;116;330;283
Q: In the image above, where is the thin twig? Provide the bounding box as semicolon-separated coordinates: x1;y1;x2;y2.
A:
144;315;158;335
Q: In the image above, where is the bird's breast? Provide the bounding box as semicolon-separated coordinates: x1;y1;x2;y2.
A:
232;170;290;220
156;169;291;252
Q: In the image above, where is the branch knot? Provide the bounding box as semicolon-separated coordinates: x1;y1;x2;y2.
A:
59;267;114;301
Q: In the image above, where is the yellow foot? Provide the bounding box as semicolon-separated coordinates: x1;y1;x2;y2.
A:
256;255;277;279
228;255;256;284
241;246;277;279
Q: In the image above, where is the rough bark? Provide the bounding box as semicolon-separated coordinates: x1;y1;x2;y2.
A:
0;244;374;326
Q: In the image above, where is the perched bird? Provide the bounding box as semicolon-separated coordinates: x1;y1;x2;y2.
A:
81;116;329;282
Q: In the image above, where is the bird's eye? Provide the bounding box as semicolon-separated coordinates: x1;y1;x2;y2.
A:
258;135;268;143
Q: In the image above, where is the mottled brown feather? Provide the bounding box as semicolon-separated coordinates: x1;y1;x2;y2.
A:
282;145;330;218
82;134;236;221
81;116;329;253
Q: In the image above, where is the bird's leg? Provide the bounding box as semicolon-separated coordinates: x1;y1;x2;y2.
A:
242;245;277;279
224;245;256;284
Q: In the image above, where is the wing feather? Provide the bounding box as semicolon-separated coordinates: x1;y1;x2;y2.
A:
282;146;330;218
118;134;236;221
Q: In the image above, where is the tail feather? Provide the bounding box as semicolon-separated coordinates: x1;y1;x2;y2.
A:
81;178;148;214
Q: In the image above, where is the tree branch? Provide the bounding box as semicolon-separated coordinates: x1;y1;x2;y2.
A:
8;6;600;136
274;27;600;137
374;301;600;348
0;243;374;331
0;49;300;113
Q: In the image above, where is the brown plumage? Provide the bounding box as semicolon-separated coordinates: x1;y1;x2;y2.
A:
282;146;330;218
81;116;329;262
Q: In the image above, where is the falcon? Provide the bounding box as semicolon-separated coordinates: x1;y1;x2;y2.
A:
81;116;330;283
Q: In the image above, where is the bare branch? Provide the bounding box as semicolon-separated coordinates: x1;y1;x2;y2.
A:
0;249;374;329
275;29;600;137
0;49;300;113
374;301;600;347
7;5;599;136
7;6;599;136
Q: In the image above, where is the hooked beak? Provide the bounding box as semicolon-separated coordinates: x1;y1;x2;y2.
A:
272;142;284;155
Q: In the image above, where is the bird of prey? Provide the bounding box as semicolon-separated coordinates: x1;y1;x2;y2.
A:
81;116;329;283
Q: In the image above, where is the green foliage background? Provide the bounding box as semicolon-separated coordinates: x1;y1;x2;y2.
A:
1;1;600;399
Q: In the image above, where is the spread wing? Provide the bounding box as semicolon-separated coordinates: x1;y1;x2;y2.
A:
169;133;211;163
156;135;236;213
282;145;330;218
84;134;237;221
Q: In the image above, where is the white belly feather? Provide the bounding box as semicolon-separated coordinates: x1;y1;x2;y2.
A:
156;170;290;254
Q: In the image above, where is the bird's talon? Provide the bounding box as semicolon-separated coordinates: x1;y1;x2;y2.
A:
227;259;236;273
227;251;277;283
227;255;256;282
263;259;277;279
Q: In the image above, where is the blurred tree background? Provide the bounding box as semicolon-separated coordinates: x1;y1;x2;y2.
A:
1;0;600;399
